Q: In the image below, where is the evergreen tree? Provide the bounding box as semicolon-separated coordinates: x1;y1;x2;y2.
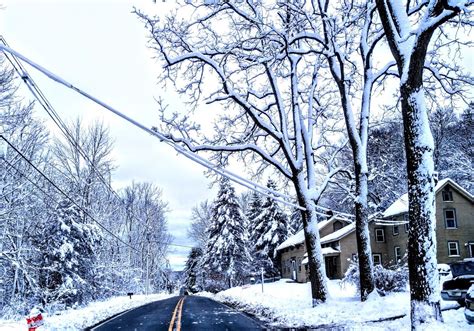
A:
183;247;203;293
37;199;100;306
201;177;251;290
289;207;303;234
245;192;263;227
251;180;290;276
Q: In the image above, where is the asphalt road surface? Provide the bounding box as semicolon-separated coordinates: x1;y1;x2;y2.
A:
89;295;264;331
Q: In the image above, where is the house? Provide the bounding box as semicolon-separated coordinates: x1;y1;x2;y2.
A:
277;178;474;282
382;178;474;265
277;216;351;282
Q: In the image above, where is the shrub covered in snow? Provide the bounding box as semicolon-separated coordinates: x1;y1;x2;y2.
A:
343;259;408;295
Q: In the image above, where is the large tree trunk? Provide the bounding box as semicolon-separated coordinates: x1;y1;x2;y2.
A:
401;83;442;328
374;1;447;326
354;168;375;301
294;178;327;305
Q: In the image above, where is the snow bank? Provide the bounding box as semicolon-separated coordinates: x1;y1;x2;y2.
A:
200;279;471;329
368;308;471;331
0;293;173;330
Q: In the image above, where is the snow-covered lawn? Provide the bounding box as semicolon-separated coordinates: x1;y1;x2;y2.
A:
0;293;173;330
200;279;472;330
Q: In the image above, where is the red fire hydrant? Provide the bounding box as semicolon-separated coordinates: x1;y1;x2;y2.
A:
26;308;44;331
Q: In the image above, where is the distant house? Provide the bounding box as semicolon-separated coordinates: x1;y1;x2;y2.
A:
277;178;474;282
277;216;351;282
382;178;474;265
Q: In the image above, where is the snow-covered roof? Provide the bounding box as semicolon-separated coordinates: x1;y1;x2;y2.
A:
276;217;348;251
320;215;351;229
382;178;473;218
302;247;340;264
276;229;306;251
323;247;340;255
382;193;409;218
320;222;356;244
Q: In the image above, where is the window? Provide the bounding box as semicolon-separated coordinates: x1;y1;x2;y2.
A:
444;209;457;229
375;228;385;242
442;188;453;202
393;224;399;236
351;253;357;261
404;214;409;233
394;246;402;262
448;241;460;257
372;254;382;266
470;243;474;258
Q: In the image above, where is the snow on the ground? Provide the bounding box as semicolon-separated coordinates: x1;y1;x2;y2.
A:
200;279;472;330
360;308;470;331
0;293;173;330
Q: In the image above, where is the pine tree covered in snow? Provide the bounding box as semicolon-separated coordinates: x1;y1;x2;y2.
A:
201;177;251;290
289;207;303;234
245;191;263;231
250;180;289;276
183;247;203;293
36;199;100;307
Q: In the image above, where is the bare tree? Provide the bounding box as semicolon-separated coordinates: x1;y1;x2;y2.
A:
374;0;473;327
52;119;114;215
290;0;398;300
137;1;347;304
120;182;171;293
0;59;49;312
188;200;213;249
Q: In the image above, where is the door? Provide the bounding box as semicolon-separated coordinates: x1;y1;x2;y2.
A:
291;260;297;280
469;243;474;258
325;256;339;279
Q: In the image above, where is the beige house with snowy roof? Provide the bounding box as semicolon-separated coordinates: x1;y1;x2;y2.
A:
277;178;474;282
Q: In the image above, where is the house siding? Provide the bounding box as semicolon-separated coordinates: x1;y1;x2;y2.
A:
320;224;335;238
368;223;390;265
339;232;357;278
385;215;409;264
435;185;473;263
279;244;307;283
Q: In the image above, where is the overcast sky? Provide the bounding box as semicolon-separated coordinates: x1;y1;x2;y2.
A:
0;0;219;270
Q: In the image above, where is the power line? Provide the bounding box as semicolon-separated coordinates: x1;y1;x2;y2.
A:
1;135;195;250
0;41;356;220
0;38;158;244
1;134;141;252
0;42;307;211
0;157;120;248
0;38;206;247
0;37;129;219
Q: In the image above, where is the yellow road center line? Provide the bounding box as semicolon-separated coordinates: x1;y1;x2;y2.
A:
168;297;184;331
176;296;185;331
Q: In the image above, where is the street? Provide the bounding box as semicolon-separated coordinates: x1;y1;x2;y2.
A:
88;295;264;330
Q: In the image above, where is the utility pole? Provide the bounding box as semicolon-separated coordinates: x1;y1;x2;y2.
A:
146;234;150;296
146;248;150;295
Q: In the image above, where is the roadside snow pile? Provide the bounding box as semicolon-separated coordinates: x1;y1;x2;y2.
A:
0;293;173;330
364;308;470;331
200;279;469;329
